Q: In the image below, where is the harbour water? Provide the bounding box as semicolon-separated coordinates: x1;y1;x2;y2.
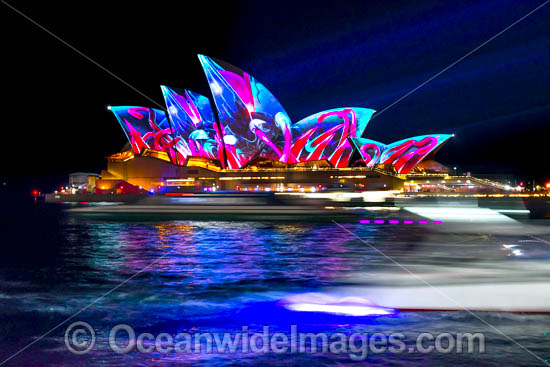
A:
0;198;549;366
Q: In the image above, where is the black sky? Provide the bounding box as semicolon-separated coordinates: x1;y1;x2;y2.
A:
3;0;549;190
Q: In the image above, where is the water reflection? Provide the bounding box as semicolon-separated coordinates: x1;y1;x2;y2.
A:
0;211;549;366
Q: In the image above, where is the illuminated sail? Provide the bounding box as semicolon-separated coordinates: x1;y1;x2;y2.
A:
198;54;292;168
291;108;375;168
380;134;453;174
349;137;387;169
161;86;223;165
110;106;178;162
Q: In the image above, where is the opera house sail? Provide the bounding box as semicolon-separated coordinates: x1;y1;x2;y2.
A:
105;55;453;191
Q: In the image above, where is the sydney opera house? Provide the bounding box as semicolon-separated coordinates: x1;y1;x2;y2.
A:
96;55;461;194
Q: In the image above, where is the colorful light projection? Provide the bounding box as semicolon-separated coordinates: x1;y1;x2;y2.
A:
351;134;452;173
110;106;179;163
161;86;224;166
379;134;453;174
198;55;292;169
291;108;375;168
110;55;453;173
349;137;386;169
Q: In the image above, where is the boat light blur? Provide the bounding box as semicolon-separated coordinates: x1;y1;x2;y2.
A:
282;293;396;316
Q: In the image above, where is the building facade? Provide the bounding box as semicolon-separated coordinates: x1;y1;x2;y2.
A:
103;55;454;193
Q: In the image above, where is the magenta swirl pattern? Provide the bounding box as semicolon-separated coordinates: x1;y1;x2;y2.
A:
109;55;453;173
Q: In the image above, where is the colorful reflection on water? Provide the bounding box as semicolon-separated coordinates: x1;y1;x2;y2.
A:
0;205;549;366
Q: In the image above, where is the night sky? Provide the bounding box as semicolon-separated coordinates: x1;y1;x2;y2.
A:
3;0;549;191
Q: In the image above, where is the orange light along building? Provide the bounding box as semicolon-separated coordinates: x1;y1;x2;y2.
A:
99;145;407;193
97;142;511;195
